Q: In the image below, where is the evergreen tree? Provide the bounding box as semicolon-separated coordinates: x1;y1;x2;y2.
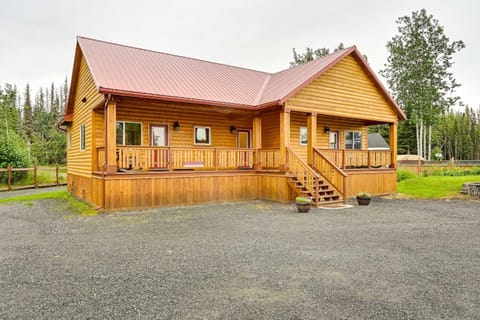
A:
22;84;34;143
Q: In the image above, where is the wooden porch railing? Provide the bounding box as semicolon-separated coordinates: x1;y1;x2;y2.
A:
316;149;392;169
313;148;347;197
286;147;320;204
258;148;280;169
105;146;255;172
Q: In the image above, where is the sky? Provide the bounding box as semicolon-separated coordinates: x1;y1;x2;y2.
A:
1;0;479;108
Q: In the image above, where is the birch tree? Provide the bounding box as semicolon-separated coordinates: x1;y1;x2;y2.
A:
381;9;465;160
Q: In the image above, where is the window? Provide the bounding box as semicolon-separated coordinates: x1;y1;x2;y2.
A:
345;131;362;149
300;127;308;145
80;124;86;151
194;126;211;145
116;121;142;145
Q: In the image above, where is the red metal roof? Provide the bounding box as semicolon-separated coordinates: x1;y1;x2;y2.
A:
70;37;405;119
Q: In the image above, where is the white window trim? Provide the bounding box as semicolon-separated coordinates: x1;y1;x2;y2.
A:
194;126;211;145
116;121;143;146
79;124;86;151
345;131;362;150
299;127;308;145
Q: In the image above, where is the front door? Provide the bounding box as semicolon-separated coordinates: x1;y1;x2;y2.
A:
237;129;251;148
329;131;339;149
150;124;168;169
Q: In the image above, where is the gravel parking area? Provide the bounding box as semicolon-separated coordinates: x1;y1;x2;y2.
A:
0;197;479;319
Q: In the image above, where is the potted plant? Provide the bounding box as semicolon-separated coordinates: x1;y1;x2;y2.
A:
356;192;371;206
295;196;312;213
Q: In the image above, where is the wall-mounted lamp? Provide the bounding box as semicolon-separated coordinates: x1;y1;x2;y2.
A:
173;121;180;131
324;127;330;134
230;126;237;134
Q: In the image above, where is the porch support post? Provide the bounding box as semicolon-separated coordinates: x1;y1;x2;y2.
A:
252;117;262;170
105;100;117;174
279;108;290;172
389;121;398;169
307;113;317;166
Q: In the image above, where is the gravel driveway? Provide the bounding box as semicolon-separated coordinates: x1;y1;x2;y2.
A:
0;197;479;319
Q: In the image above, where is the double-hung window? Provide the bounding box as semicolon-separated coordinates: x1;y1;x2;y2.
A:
194;126;211;145
345;131;362;149
116;121;142;145
80;124;86;151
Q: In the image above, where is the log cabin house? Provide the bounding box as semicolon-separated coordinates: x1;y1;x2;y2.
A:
62;37;406;209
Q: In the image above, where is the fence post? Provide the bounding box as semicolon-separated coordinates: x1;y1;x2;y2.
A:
367;151;372;169
7;163;12;191
56;163;59;185
34;162;38;188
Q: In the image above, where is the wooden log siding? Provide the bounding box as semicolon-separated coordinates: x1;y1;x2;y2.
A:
67;55;104;178
287;55;398;123
111;98;253;148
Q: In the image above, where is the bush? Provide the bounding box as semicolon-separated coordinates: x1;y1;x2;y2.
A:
0;134;31;184
430;167;480;177
397;170;417;182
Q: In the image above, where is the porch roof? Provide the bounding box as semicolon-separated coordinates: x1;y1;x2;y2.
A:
66;37;405;120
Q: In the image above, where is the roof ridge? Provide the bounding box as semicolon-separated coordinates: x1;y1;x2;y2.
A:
253;74;272;105
271;47;354;77
77;36;271;76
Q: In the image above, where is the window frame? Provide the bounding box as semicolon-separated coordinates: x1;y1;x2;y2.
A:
345;131;362;150
79;124;86;151
116;121;143;146
299;126;308;145
194;126;211;145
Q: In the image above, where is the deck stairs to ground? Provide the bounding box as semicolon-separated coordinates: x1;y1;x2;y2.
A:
286;173;343;207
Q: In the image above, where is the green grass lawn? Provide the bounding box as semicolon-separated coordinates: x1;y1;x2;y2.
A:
398;175;480;198
0;191;97;215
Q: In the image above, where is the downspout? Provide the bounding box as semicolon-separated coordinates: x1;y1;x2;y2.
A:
97;94;112;210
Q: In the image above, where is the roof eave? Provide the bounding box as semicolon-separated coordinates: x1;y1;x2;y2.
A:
98;87;260;110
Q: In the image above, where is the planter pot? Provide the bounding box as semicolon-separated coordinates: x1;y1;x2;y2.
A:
296;202;311;213
356;196;371;206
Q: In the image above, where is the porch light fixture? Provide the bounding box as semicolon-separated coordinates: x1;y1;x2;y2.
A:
230;126;237;134
324;127;330;134
173;121;180;131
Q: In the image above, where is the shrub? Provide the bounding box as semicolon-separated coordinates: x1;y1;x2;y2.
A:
397;170;417;182
430;167;480;177
0;134;31;184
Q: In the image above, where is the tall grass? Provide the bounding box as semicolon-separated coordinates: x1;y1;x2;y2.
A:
0;166;66;189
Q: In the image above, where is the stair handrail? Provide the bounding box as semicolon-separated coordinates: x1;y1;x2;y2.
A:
313;148;347;202
286;147;320;204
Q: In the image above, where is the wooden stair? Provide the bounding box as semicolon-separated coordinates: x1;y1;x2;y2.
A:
287;174;343;207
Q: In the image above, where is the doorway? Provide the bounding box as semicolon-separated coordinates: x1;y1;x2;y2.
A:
150;124;169;169
237;129;251;148
329;131;339;149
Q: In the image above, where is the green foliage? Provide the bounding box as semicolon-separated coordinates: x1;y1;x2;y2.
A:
381;9;465;160
0;133;31;183
356;192;371;198
0;191;97;215
295;196;312;203
430;167;480;176
438;106;480;160
397;170;418;182
290;43;347;67
398;175;480;198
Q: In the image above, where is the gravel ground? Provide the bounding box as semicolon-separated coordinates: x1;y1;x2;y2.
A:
0;197;479;319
